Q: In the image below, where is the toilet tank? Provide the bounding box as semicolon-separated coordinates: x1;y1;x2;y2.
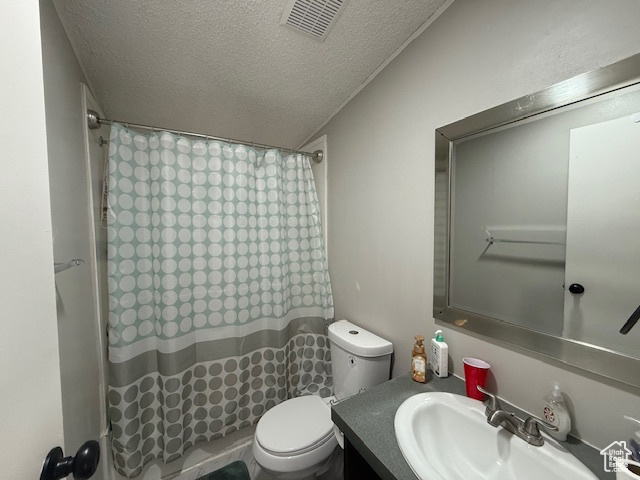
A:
328;320;393;399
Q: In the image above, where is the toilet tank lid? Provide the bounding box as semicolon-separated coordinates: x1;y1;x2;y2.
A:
328;320;393;357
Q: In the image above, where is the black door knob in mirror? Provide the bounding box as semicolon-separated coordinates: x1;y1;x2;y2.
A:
568;283;585;295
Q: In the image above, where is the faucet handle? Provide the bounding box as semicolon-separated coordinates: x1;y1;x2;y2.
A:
522;415;559;436
477;385;501;412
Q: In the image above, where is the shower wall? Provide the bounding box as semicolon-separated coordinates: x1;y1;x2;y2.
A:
40;1;106;478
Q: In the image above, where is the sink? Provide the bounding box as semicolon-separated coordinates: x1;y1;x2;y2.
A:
394;392;598;480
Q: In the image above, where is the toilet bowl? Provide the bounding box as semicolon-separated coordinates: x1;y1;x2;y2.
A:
252;395;337;479
252;320;393;479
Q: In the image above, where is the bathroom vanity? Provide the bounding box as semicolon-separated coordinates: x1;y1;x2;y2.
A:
331;374;611;480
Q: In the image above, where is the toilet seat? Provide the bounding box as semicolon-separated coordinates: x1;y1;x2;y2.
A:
255;395;334;455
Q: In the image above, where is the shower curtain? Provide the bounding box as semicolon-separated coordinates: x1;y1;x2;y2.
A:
106;123;334;478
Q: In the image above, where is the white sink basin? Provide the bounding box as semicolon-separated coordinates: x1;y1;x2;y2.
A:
394;392;598;480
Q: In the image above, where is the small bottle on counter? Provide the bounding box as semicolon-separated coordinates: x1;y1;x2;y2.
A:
429;330;449;378
411;335;427;383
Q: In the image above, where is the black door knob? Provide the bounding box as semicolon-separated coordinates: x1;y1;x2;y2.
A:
568;283;585;295
40;440;100;480
73;441;100;480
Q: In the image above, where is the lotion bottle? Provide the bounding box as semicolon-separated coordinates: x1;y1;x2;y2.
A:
411;335;427;383
542;382;571;441
429;330;448;378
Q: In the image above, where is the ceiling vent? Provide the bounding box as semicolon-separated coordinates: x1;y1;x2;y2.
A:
281;0;346;41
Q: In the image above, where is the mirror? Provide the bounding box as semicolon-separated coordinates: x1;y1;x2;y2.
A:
434;53;640;389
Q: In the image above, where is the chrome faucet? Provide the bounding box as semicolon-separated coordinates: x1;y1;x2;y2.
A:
477;386;558;446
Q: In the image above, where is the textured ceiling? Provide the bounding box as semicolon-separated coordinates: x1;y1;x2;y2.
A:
53;0;447;148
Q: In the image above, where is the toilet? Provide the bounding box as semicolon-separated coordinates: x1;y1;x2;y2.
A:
252;319;393;479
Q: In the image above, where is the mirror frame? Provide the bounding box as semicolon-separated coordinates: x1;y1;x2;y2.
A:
434;53;640;390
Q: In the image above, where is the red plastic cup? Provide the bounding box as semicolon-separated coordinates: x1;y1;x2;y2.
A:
463;357;491;400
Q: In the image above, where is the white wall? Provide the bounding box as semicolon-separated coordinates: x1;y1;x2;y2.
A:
0;1;64;478
316;0;640;450
40;0;106;474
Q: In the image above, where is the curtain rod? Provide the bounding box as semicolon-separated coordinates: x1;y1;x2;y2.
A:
86;110;323;164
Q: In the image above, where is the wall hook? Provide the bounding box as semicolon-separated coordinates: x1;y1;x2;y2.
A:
54;259;84;274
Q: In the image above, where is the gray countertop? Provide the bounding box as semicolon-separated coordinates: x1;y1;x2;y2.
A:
331;374;612;480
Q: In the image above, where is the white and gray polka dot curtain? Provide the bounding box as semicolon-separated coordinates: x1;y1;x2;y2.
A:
106;123;334;478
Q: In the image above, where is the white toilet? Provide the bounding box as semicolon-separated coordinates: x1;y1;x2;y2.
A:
252;320;393;479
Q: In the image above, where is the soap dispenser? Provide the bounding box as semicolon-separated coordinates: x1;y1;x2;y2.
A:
411;335;427;383
542;382;571;441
